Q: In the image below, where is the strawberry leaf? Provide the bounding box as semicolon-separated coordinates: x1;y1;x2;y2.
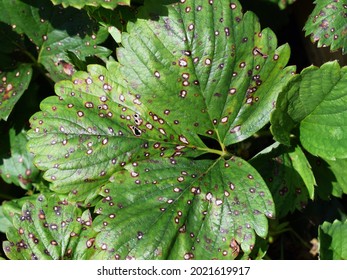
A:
27;0;294;259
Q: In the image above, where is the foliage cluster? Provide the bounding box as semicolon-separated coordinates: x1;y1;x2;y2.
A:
0;0;347;260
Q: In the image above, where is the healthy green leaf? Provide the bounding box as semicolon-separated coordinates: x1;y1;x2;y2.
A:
271;61;347;160
0;0;111;82
304;0;347;54
250;142;314;219
93;157;274;259
50;0;131;10
0;64;32;121
2;193;100;260
319;219;347;260
0;128;40;190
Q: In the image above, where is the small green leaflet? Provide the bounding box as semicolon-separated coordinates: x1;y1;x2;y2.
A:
0;64;32;121
304;0;347;54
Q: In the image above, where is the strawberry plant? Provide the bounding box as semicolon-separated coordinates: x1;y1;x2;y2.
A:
0;0;346;260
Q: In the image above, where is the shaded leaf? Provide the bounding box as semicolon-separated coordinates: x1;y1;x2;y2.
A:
93;157;274;260
271;61;347;160
2;194;99;260
319;219;347;260
309;156;347;199
0;64;32;121
268;0;296;9
0;22;26;70
50;0;131;10
0;128;40;190
304;0;347;54
0;0;111;82
250;142;314;218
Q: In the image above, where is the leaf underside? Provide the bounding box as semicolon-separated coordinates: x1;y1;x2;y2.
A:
23;0;295;259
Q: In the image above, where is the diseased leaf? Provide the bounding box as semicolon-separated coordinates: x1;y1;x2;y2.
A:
2;194;100;260
28;62;203;203
304;0;347;54
50;0;131;10
93;157;274;260
0;0;111;82
26;0;292;259
319;219;347;260
119;0;294;147
0;128;40;190
250;143;314;219
271;61;347;160
0;64;32;121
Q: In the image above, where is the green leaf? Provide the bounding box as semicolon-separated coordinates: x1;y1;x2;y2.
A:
271;61;347;160
93;157;274;259
2;194;100;260
0;128;40;190
309;156;347;198
319;219;347;260
0;0;111;82
250;143;314;218
0;64;32;121
0;206;12;234
50;0;131;10
28;62;199;203
27;0;291;258
118;0;294;147
304;0;347;54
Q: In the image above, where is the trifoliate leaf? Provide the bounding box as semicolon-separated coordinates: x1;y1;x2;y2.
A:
27;0;293;259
